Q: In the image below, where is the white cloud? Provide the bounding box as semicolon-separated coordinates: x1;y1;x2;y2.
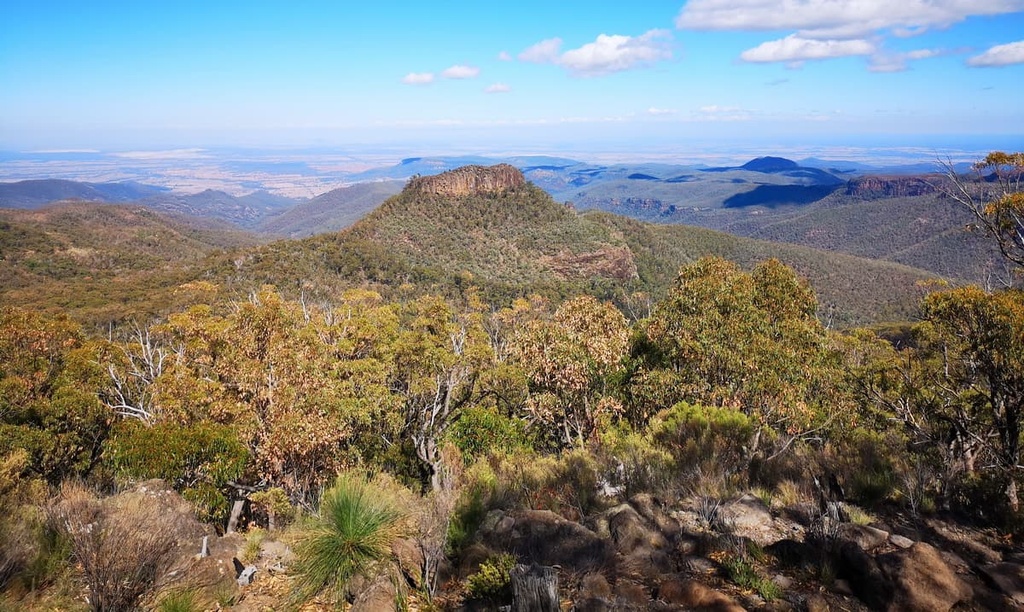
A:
868;48;941;72
676;0;1024;39
485;83;511;93
692;105;753;121
968;40;1024;66
647;107;677;116
740;35;874;63
519;30;673;76
519;37;563;63
402;72;434;85
497;50;513;61
441;64;480;79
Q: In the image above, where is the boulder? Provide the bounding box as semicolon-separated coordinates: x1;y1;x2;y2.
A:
877;542;971;612
499;509;611;573
979;562;1024;605
838;523;890;551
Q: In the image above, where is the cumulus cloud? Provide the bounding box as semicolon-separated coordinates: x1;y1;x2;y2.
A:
740;35;874;63
441;64;480;79
519;37;563;63
676;0;1024;39
560;30;673;76
485;82;511;93
402;72;434;85
497;50;513;61
647;107;677;115
519;30;673;76
968;40;1024;66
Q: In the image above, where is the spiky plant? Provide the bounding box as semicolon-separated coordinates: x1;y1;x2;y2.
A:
289;473;405;607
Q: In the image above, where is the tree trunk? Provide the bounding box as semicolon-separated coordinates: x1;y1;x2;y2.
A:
227;499;246;534
511;563;558;612
1008;478;1019;514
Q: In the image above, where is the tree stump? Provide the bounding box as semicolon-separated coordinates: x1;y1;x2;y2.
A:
511;563;558;612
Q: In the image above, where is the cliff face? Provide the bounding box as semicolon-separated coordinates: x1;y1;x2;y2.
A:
406;164;527;197
845;175;939;198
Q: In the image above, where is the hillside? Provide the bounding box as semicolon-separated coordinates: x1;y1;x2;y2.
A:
0;202;262;326
258;180;403;237
0;179;168;208
220;165;937;326
138;189;300;229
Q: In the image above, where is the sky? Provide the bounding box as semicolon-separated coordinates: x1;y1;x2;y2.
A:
2;0;1024;154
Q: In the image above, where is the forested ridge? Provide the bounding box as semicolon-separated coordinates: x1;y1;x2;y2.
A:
2;156;1023;611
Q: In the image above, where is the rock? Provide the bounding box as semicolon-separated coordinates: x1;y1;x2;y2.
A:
630;493;680;536
889;534;914;549
839;523;890;551
497;509;611;573
350;573;397;612
804;594;830;612
407;164;526;198
656;578;745;611
771;574;792;590
719;494;773;531
392;537;424;588
621;547;674;582
979;563;1024;605
835;540;888;609
608;504;668;552
877;542;971;612
845;175;938;198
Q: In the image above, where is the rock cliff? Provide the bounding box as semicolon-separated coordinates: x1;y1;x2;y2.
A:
406;164;527;197
845;175;940;198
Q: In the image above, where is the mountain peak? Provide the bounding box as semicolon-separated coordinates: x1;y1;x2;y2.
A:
406;164;526;197
741;156;799;172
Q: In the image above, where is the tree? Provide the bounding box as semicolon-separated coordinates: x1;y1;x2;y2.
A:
917;286;1024;511
512;295;629;449
0;307;110;483
390;295;492;490
634;257;844;455
941;151;1024;271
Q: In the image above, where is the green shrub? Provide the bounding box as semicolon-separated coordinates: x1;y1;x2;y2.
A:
289;472;406;607
465;553;516;602
721;554;782;601
105;421;247;524
445;405;533;463
156;588;201;612
650;402;755;491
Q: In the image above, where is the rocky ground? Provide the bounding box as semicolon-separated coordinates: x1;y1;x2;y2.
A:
16;480;1024;611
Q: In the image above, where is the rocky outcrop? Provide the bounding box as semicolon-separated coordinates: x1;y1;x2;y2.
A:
539;246;638;281
406;164;526;197
845;175;940;198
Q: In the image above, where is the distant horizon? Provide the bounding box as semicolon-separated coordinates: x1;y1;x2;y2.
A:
3;1;1023;155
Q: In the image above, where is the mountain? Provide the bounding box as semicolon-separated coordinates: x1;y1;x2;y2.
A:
223;165;936;326
138;189;300;229
0;179;169;208
258;181;405;238
0;202;262;326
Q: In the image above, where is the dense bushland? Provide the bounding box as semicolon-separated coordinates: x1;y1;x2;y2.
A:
1;153;1022;609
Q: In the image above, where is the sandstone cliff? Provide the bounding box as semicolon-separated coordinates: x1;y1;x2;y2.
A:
406;164;526;197
845;175;940;198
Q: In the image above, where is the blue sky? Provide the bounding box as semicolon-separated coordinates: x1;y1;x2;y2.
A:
2;0;1023;153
